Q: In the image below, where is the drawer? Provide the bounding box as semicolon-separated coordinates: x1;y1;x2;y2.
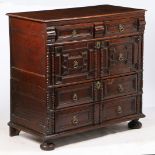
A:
55;104;94;133
55;82;94;109
102;74;137;100
105;18;138;36
54;41;95;84
56;23;94;42
101;96;137;122
52;17;141;43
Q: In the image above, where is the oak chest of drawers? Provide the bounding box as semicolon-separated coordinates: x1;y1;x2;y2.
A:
7;5;146;150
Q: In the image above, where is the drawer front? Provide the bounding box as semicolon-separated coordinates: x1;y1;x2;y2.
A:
102;74;137;100
105;18;138;36
47;18;145;43
54;41;95;84
56;23;94;42
100;37;140;76
55;105;94;133
55;82;94;109
101;96;137;122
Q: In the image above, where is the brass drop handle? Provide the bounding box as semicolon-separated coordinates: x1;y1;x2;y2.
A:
72;115;79;125
73;60;79;69
118;84;124;93
96;81;101;90
117;106;122;114
96;41;101;49
118;24;125;32
73;93;78;101
118;53;125;62
72;29;77;37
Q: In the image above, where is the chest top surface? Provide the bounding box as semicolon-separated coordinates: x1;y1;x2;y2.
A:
7;5;145;22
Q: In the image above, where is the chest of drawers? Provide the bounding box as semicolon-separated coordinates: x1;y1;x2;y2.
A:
7;5;146;150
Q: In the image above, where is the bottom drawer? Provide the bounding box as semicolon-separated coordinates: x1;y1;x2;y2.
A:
55;105;94;133
101;96;137;122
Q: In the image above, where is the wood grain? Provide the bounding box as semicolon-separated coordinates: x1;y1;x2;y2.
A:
8;5;146;150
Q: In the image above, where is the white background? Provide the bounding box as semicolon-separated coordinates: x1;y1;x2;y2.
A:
0;0;155;154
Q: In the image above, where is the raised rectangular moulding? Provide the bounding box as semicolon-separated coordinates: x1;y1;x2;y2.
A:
55;104;94;133
101;95;138;122
55;82;94;109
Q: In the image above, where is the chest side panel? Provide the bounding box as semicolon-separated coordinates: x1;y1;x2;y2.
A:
10;17;47;134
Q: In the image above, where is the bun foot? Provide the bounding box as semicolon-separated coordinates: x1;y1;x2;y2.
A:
40;142;55;151
128;119;142;129
9;127;20;137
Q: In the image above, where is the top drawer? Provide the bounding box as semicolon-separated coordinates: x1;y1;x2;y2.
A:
48;17;144;43
56;23;94;42
104;18;139;37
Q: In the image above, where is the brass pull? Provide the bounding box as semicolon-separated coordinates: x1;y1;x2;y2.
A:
72;115;79;125
96;41;101;49
117;106;122;114
72;30;77;37
96;81;101;90
118;53;125;62
118;84;124;93
73;60;79;69
118;24;125;32
73;93;78;101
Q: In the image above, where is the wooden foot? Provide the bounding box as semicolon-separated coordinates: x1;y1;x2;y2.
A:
40;142;55;151
128;119;142;129
9;126;20;137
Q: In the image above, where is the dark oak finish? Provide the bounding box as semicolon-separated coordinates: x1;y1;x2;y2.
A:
9;126;20;137
40;142;55;151
101;95;137;121
128;119;142;129
55;104;94;133
7;5;146;151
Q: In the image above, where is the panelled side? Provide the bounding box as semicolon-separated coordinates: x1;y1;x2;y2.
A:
9;17;47;134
